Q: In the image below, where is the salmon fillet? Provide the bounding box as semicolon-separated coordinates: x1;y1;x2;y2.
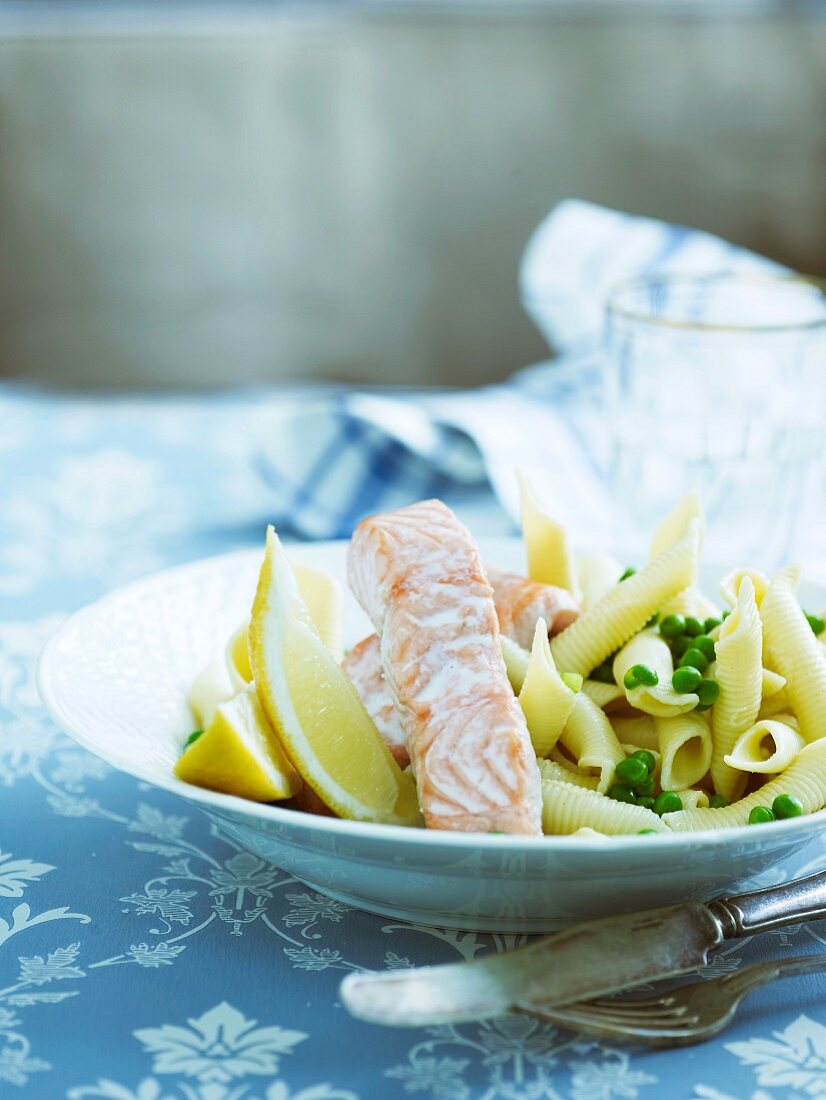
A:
347;499;542;835
487;567;579;649
342;635;410;768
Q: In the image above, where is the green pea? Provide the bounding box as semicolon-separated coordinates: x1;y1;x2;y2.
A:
805;612;825;637
185;730;204;747
772;794;804;819
672;666;702;694
684;616;704;637
624;663;659;689
637;797;656;811
694;635;716;663
590;662;616;684
660;613;686;639
634;774;655;798
616;756;648;787
703;616;723;634
646;611;661;628
637;828;658;834
709;794;729;809
607;784;637;804
721;609;731;620
679;648;709;673
631;749;657;774
653;791;682;815
619;567;636;582
748;806;775;825
671;635;693;658
696;679;720;709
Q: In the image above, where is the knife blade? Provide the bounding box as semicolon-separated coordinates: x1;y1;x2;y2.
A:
339;869;826;1027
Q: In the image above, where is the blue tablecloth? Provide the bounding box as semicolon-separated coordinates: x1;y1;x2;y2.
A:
2;386;826;1100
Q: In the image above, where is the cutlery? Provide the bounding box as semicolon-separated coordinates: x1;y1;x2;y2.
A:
525;953;826;1046
340;870;826;1026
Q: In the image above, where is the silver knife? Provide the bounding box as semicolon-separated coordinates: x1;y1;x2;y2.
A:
340;870;826;1027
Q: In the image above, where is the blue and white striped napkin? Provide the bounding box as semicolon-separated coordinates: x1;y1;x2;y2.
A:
257;200;779;544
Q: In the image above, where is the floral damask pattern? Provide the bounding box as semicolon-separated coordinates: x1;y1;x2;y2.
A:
3;392;826;1098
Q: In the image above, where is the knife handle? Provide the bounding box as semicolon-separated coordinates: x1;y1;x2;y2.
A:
709;869;826;937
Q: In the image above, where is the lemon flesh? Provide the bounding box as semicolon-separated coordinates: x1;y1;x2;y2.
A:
175;685;301;802
250;526;420;825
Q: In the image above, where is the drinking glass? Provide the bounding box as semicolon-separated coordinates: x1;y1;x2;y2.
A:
604;272;826;567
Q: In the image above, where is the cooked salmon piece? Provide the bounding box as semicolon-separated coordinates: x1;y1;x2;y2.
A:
342;635;410;768
347;499;542;835
487;567;579;649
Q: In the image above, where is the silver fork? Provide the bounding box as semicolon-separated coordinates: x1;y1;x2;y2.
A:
521;954;826;1047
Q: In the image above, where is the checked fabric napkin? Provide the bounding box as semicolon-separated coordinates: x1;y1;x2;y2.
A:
257;199;780;547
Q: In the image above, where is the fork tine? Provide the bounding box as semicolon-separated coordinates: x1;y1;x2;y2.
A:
570;999;686;1020
525;1004;699;1033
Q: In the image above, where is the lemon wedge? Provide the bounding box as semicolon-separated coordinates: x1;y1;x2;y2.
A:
175;685;301;802
250;526;420;825
188;659;235;728
291;561;344;663
225;622;253;692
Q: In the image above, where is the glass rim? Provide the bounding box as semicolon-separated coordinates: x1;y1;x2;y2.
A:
604;271;826;335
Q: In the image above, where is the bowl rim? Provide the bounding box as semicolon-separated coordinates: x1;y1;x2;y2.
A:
37;540;826;856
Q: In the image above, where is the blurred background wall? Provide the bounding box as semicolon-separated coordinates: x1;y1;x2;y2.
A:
0;3;824;390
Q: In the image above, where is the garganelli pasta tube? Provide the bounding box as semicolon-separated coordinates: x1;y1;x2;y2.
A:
558;692;625;793
612;628;699;717
581;679;627;711
500;635;530;694
538;758;599;790
656;713;713;791
761;566;826;743
610;714;658;751
724;719;806;775
719;567;770;611
541;780;666;835
576;552;623;610
677;788;710;810
518;620;580;757
664;737;826;831
711;576;763;802
550;522;701;678
649;489;704;560
517;471;579;597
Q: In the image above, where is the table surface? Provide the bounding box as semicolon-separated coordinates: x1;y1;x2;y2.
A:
3;385;826;1100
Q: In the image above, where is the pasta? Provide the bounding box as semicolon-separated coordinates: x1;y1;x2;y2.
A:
758;670;791;719
558;693;626;793
610;714;658;751
581;679;628;712
550;522;701;678
519;620;580;756
656;713;713;791
724;718;806;774
677;789;710;810
664;737;826;831
576;552;623;610
612;629;699;717
649;489;704;560
761;566;826;743
500;635;530;694
541;779;666;834
710;576;763;801
538;758;599;790
720;567;770;610
517;471;579;597
660;587;721;622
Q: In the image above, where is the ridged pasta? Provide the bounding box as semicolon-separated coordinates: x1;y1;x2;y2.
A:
761;566;826;742
660;587;720;622
757;669;789;719
678;789;710;810
582;680;627;711
188;660;235;729
548;745;594;776
541;780;666;835
663;737;826;831
719;567;770;610
656;713;713;791
550;523;700;678
710;576;763;801
649;489;704;561
500;635;530;694
558;693;626;793
538;758;599;790
518;471;579;596
724;718;806;774
519;620;579;756
576;552;623;610
612;629;699;717
610;714;658;751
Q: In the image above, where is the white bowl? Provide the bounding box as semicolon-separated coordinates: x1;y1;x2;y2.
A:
38;537;826;933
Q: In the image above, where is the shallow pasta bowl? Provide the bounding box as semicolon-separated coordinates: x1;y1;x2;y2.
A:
38;537;826;933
